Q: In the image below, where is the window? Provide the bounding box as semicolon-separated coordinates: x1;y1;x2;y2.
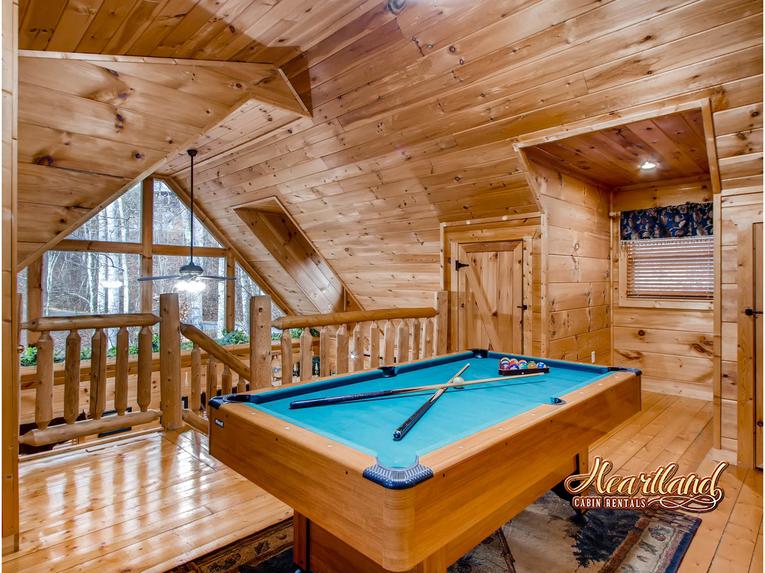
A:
153;180;220;247
68;184;141;243
234;263;284;337
623;237;714;299
620;202;713;305
43;251;142;353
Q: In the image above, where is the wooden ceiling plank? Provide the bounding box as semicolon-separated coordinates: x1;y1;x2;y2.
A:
169;0;260;59
75;0;143;53
102;0;167;55
151;0;237;58
19;0;68;50
123;0;200;56
18;163;129;208
46;0;105;52
623;120;705;175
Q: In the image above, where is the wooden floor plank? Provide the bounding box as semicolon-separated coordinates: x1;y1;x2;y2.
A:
4;392;761;573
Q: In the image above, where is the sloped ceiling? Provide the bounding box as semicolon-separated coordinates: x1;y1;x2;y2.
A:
16;51;306;269
18;0;764;311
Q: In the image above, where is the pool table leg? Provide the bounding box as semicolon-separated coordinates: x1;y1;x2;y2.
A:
551;450;589;517
292;511;448;573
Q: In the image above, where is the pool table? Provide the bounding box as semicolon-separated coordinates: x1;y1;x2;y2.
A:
209;349;641;573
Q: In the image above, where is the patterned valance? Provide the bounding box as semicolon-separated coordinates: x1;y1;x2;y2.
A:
620;202;713;241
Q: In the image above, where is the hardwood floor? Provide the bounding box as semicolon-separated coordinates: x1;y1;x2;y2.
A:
2;391;762;573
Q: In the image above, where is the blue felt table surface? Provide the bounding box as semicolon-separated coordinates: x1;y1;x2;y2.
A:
245;352;612;469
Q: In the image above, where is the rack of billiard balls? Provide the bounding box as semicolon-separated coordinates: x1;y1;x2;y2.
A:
498;357;550;376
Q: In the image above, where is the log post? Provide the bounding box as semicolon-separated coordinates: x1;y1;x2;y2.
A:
221;364;232;394
336;325;349;374
281;331;293;384
89;329;107;420
396;320;410;364
424;319;434;358
383;321;395;365
137;325;153;412
35;332;54;430
190;344;202;413
351;323;363;372
435;290;449;356
206;357;218;414
319;327;330;376
300;328;313;381
63;330;81;424
369;322;380;369
159;293;182;430
411;319;422;361
114;326;129;416
250;296;271;388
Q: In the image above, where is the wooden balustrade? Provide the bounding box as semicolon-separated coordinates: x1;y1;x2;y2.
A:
18;291;449;443
269;292;449;383
19;313;162;447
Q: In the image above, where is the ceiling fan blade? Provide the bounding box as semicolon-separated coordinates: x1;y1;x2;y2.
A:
137;275;183;281
199;275;237;281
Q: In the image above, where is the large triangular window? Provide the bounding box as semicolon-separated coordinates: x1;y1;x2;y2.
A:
153;180;220;248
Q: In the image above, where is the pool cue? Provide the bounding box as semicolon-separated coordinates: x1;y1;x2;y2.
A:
392;364;471;441
288;371;546;409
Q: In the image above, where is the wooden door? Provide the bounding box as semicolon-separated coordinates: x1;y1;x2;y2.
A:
456;241;523;352
755;223;762;469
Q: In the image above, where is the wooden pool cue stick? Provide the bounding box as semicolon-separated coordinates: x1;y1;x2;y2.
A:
392;364;472;441
288;371;546;410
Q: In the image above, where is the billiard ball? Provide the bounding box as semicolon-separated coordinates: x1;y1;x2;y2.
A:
452;376;465;385
537;361;546;369
509;363;520;369
518;359;528;369
527;361;537;369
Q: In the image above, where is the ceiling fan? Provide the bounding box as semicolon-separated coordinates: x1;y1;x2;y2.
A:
138;148;235;293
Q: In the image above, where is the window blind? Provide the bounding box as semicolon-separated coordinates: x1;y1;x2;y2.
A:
623;236;714;299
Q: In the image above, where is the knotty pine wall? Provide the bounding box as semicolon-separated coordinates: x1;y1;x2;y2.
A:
716;100;763;452
611;179;715;401
525;160;612;362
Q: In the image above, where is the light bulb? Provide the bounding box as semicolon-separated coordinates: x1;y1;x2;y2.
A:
176;279;207;293
639;160;658;170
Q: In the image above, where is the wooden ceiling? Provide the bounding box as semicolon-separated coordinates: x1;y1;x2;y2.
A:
16;0;764;311
524;110;711;187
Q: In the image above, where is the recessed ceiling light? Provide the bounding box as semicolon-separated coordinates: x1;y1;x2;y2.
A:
639;160;658;171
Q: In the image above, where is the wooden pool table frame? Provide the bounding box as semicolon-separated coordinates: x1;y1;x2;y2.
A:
209;351;641;573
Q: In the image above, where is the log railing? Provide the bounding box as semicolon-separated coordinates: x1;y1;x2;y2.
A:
19;313;162;447
19;291;450;444
271;291;449;386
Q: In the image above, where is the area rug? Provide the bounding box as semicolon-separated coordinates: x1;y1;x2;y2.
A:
170;491;700;573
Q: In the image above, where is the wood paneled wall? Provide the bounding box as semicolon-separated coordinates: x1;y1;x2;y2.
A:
2;0;19;553
611;179;715;400
524;160;611;362
716;102;763;452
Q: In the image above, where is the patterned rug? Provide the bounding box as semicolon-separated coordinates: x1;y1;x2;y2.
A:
170;492;700;573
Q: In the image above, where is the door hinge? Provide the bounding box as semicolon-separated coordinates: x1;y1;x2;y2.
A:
455;260;470;271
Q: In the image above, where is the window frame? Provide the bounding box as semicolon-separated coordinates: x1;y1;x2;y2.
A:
618;237;714;311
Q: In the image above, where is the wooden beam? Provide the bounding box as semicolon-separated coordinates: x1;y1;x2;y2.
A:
26;313;159;332
225;251;235;332
25;256;41;344
141;177;153;313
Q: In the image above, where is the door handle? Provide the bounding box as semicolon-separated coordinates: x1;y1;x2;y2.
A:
744;308;763;316
516;305;528;310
